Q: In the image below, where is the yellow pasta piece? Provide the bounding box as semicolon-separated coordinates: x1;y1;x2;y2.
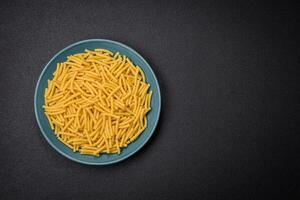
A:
57;136;73;150
95;48;113;55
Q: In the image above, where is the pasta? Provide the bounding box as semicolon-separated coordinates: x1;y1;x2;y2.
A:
44;49;152;156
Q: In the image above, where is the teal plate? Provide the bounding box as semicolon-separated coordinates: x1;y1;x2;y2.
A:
34;39;161;165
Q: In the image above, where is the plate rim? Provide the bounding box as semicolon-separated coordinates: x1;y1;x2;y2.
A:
34;39;161;165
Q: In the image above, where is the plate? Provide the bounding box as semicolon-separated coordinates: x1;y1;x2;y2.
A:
34;39;161;165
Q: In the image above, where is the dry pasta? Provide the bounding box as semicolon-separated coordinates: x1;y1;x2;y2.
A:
44;49;152;156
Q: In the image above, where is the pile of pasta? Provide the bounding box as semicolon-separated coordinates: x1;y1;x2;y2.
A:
44;49;152;156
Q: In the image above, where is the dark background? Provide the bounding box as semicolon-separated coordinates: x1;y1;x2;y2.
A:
0;0;299;199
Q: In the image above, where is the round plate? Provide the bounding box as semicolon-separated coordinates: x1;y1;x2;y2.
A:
34;39;161;165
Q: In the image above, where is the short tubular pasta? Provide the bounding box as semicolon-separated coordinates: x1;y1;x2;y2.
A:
44;49;152;157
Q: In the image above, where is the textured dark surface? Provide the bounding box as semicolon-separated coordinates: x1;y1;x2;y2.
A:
0;0;299;199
